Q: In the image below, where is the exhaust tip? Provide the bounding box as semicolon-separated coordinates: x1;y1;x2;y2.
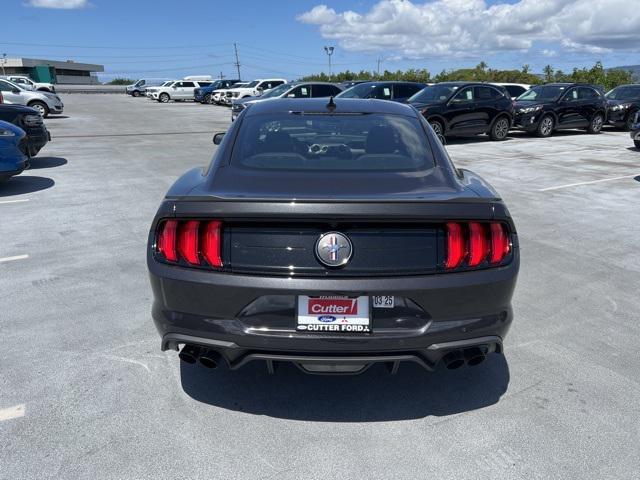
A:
199;350;221;369
442;351;464;370
178;345;201;364
463;347;486;367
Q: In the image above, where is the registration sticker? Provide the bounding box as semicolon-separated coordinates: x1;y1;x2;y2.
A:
297;296;370;333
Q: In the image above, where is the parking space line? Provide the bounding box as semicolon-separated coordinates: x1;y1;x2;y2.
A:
539;175;639;192
0;404;25;422
0;254;29;264
0;199;30;205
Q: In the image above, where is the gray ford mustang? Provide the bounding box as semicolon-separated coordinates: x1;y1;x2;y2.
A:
147;98;519;375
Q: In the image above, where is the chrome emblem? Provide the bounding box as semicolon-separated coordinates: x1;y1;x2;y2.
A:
315;232;353;267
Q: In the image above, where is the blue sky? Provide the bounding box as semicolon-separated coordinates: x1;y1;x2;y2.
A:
2;0;639;82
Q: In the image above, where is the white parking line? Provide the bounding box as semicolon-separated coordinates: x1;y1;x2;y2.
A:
0;199;30;205
0;254;29;263
0;404;25;422
539;174;638;192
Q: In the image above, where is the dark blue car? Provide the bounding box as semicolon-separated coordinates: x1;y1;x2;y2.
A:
0;120;29;182
336;81;427;103
194;79;240;104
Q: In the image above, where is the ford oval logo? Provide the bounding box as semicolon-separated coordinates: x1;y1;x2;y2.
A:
318;315;336;323
315;232;353;267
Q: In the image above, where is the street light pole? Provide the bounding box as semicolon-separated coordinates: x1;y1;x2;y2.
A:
323;46;334;79
1;54;6;76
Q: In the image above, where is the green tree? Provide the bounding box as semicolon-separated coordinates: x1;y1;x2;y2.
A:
107;78;135;85
543;65;554;83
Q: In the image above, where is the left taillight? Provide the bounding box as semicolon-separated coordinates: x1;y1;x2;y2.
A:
155;219;223;268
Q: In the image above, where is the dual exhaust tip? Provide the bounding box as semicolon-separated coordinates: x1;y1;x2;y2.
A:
441;347;486;370
178;345;221;369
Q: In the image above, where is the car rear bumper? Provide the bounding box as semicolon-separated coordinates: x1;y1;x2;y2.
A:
149;256;518;370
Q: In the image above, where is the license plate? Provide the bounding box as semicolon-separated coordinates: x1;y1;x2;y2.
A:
297;296;370;333
373;295;394;308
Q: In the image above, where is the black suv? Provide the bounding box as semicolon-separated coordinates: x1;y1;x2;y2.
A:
408;82;514;141
0;104;50;157
336;81;427;103
514;83;607;137
605;84;640;130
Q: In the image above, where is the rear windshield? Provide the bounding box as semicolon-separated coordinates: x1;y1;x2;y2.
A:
231;112;435;172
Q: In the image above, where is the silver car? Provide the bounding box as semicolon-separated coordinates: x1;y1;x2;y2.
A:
0;79;64;117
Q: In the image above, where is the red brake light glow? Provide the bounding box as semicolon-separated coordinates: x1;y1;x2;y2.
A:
445;221;511;270
202;220;223;267
177;220;200;265
468;222;488;267
157;220;178;262
490;222;510;264
156;219;223;268
445;222;465;269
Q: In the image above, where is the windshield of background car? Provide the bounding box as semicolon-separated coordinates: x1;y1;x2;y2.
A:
408;84;459;103
336;83;379;98
245;81;260;88
231;112;435;172
261;84;291;99
606;86;640;100
517;85;565;102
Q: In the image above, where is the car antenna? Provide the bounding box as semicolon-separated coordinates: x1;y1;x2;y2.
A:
326;96;336;113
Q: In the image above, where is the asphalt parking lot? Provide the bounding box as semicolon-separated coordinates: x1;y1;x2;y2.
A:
1;94;639;479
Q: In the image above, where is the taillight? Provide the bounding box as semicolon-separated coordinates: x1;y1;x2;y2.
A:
468;222;488;267
445;222;465;269
489;222;510;264
0;92;3;103
177;220;200;265
157;220;178;262
445;221;511;270
202;220;222;267
156;219;223;268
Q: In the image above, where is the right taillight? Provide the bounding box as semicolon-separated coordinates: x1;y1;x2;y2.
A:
155;219;223;268
445;221;511;270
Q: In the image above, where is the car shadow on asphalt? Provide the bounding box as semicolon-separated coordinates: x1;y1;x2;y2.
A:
180;354;510;422
0;175;55;196
445;136;516;145
28;157;67;169
46;115;70;120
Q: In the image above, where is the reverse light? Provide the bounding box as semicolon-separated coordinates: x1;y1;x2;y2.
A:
445;221;511;270
156;219;223;268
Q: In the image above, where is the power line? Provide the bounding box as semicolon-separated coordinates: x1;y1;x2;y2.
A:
0;41;232;50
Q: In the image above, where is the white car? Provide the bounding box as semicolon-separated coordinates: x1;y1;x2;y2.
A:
0;75;55;93
0;78;63;117
212;82;247;105
223;79;287;104
145;80;176;99
149;80;211;103
491;83;532;99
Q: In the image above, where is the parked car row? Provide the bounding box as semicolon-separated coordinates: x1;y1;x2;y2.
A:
0;78;64;117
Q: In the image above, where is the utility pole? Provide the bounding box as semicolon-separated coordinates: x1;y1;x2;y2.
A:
324;46;334;79
219;71;225;80
1;53;6;76
233;43;241;81
376;57;381;78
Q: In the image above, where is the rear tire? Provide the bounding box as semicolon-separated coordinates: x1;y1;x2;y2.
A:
489;116;510;141
204;93;212;104
535;114;554;137
429;120;444;137
159;93;170;103
587;113;604;134
635;140;640;150
132;90;141;97
28;101;49;118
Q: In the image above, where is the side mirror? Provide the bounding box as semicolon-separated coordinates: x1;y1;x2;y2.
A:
12;88;20;94
213;132;225;145
256;86;264;92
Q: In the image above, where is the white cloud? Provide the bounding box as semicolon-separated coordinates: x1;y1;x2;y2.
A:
26;0;89;9
297;0;640;58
